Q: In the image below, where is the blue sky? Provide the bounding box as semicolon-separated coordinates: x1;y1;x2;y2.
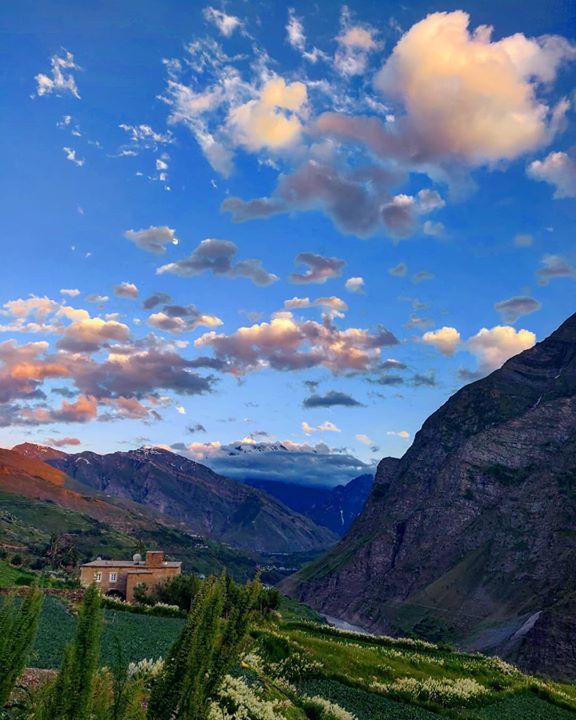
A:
0;0;575;484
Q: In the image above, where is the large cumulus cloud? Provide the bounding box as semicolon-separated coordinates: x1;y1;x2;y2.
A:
220;11;575;238
194;312;398;375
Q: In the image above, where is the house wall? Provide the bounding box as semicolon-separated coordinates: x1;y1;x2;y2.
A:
79;564;130;598
125;565;181;602
79;555;181;602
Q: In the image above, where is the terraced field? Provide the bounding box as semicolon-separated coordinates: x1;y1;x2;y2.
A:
27;595;576;718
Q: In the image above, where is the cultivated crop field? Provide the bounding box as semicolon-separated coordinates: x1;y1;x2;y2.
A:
32;596;184;668
26;595;576;719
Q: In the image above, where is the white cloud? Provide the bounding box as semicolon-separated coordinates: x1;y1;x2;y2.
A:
527;151;576;198
345;277;365;293
203;7;243;37
286;9;327;63
302;420;341;435
283;296;348;317
60;289;80;297
228;77;307;152
536;254;576;284
35;50;80;98
335;8;379;76
63;147;84;167
514;233;534;247
386;430;410;439
194;313;397;375
422;326;461;356
124;226;179;254
85;295;109;305
467;326;536;373
374;11;575;165
423;220;445;236
286;9;306;52
148;310;222;334
157;238;278;287
113;282;139;299
424;324;536;373
162;38;310;176
494;296;541;322
119;124;173;151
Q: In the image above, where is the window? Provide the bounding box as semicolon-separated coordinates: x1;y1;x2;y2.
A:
94;571;102;583
109;572;117;583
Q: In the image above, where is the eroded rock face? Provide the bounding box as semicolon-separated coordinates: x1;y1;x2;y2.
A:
282;313;576;678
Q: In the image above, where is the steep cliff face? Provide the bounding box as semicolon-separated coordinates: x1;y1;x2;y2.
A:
19;445;337;554
282;313;576;679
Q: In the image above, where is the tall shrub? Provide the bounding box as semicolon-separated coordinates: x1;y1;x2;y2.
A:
147;575;260;720
0;585;44;707
40;584;103;720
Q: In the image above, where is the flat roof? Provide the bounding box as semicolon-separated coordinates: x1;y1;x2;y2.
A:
82;560;181;568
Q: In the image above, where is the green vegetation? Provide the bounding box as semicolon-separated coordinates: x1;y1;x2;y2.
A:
148;575;260;720
240;617;576;719
0;585;44;706
0;490;318;586
2;582;576;719
31;595;184;668
278;595;326;624
0;560;36;587
477;692;576;719
299;679;443;719
39;585;103;720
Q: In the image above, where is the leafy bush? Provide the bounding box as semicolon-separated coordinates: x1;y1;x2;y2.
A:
101;595;184;619
208;675;281;720
302;694;357;720
373;676;489;708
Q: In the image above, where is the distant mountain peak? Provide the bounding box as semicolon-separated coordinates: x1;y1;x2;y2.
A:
12;442;68;461
224;441;319;456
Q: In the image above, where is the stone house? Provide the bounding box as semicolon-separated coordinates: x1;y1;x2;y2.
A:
79;551;181;602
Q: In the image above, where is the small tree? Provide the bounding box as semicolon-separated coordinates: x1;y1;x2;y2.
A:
147;575;260;720
155;573;201;612
0;585;44;707
40;584;103;720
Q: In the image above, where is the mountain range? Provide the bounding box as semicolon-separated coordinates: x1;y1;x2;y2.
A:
244;474;373;535
11;443;337;554
282;313;576;680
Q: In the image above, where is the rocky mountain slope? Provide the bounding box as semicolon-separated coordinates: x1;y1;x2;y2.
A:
282;313;576;680
14;444;336;554
0;449;270;581
245;474;373;535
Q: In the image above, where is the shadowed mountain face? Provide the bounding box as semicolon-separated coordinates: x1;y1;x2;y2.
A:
13;444;337;554
244;474;373;535
282;313;576;680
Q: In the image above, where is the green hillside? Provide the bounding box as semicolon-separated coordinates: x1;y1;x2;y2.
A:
0;489;264;581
